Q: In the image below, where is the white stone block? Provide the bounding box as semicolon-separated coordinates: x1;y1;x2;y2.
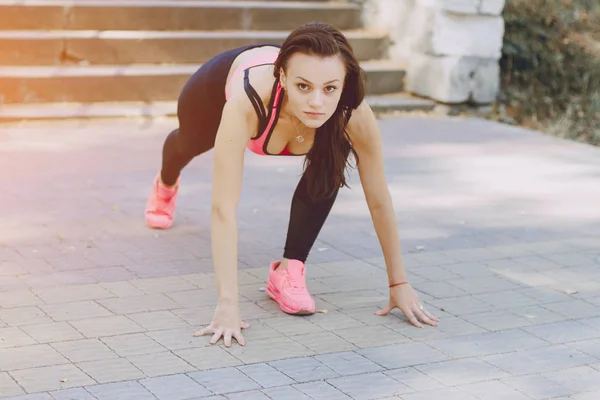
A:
416;0;479;14
480;0;506;15
408;6;505;59
415;0;506;15
361;0;416;62
406;54;500;104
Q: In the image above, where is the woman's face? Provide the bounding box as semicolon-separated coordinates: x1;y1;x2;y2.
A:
280;52;346;128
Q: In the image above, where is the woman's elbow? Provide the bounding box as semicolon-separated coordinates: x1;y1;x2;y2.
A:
211;201;237;222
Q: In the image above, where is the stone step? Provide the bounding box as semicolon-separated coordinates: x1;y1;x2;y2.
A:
0;0;361;31
0;93;435;123
0;60;405;104
0;30;389;65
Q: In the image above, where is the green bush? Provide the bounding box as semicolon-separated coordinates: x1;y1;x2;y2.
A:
499;0;600;146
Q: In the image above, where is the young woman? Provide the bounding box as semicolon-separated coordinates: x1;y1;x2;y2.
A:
145;22;438;347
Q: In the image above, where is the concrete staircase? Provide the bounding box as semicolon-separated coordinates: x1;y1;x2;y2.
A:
0;0;436;122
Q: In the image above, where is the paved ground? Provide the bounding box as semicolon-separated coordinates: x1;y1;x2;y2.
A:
1;113;600;400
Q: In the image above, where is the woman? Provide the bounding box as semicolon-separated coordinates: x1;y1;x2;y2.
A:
145;22;438;347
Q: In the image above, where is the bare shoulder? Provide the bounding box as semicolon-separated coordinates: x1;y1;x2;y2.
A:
346;100;380;146
220;89;262;141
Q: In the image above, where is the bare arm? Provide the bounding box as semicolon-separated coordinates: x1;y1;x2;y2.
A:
348;101;438;328
194;96;256;346
211;97;253;303
348;102;406;284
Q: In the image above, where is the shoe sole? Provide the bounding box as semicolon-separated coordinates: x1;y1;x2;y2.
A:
266;282;315;316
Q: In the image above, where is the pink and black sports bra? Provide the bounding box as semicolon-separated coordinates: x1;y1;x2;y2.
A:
225;52;293;156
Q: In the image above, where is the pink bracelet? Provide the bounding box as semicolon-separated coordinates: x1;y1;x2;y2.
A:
389;281;408;288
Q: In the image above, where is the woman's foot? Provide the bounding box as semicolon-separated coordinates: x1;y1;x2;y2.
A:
266;259;315;315
145;172;179;229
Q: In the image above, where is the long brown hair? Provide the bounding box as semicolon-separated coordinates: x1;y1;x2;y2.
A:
274;22;366;202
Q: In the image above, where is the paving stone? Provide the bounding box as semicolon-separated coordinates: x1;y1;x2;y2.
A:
357;342;449;369
541;300;600;319
383;367;445;392
96;294;181;315
0;306;53;327
69;316;145;338
175;346;243;371
425;329;548;358
33;284;114;304
126;310;191;331
43;255;99;272
40;301;114;322
21;322;84;344
226;390;270;400
84;266;138;283
0;290;43;308
457;380;531;399
413;281;469;299
305;310;365;331
507;304;568;325
517;287;575;303
314;351;383;375
48;387;97;399
0;327;37;349
317;290;385;309
543;252;600;267
415;358;510;386
9;364;95;393
170;306;217;327
523;321;600;344
100;333;166;357
0;344;68;371
261;385;314;399
326;371;413;399
542;366;600;392
140;374;211;399
460;310;534;331
99;282;146;298
128;276;198;294
447;276;522;295
482;344;599;375
127;351;195;376
568;338;600;358
472;290;541;309
428;295;496;316
51;339;119;363
146;328;205;351
332;325;410;348
289;331;357;354
445;262;497;278
0;372;25;397
401;387;477;400
76;358;145;383
261;316;324;336
188;367;261;395
268;356;339;383
1;394;54;400
166;288;217;312
85;381;157;400
237;363;295;388
225;336;313;364
501;374;574;399
293;381;352;400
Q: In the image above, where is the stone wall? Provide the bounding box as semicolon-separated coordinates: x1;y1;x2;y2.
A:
361;0;506;104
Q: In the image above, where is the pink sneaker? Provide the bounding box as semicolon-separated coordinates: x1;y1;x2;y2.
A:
145;172;179;229
266;259;315;315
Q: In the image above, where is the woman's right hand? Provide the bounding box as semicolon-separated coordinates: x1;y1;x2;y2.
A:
192;301;250;347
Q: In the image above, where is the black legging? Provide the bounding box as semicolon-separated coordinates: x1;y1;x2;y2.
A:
160;128;338;263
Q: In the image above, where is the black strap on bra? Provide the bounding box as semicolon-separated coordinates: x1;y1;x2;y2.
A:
243;63;279;135
243;69;267;124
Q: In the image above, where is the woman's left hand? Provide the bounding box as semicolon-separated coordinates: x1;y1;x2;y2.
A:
375;283;439;328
